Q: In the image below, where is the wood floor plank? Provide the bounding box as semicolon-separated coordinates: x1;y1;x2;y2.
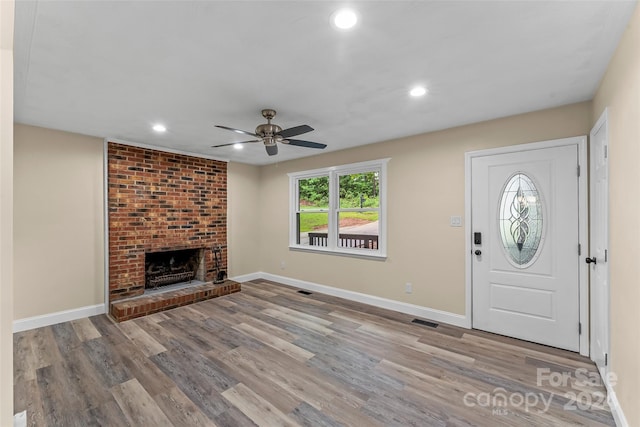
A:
261;307;335;336
319;396;383;427
13;378;45;427
60;347;113;409
150;348;234;419
30;327;63;371
403;338;476;364
51;322;83;356
233;322;314;363
119;347;176;398
70;317;102;342
233;311;300;343
110;378;174;426
131;316;177;348
13;330;38;383
36;363;85;426
289;402;343;427
14;280;615;426
210;351;303;414
82;338;132;388
153;386;219;427
117;319;167;357
221;345;365;412
81;399;130;427
222;382;300;427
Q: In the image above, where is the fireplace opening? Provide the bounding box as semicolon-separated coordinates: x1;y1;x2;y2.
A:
144;248;205;290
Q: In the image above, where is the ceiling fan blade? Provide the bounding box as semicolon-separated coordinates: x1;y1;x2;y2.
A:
285;139;327;149
265;144;278;156
278;125;314;139
211;140;260;148
215;125;260;138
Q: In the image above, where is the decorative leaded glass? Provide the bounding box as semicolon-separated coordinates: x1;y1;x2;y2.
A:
498;173;544;267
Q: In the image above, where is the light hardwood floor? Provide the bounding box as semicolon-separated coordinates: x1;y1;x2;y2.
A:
14;280;614;426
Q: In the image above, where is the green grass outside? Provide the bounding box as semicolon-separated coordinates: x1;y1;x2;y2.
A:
299;211;378;233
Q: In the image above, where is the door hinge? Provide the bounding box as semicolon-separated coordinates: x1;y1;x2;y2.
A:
578;243;581;255
604;145;608;159
579;322;582;334
577;164;581;177
605;249;608;262
605;353;608;366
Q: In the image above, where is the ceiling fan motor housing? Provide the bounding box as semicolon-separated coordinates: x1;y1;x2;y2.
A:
255;123;283;145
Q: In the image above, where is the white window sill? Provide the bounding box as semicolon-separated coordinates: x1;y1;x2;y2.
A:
289;245;387;261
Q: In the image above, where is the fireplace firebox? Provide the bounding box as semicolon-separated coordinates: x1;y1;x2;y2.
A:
144;248;205;290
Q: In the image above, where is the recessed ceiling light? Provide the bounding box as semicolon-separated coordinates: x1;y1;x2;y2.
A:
409;86;427;97
332;9;358;30
152;124;167;132
233;143;244;150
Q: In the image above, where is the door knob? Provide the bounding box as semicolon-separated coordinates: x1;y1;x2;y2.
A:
585;257;597;264
475;250;482;256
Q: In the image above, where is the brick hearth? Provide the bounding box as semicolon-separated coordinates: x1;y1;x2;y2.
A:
110;280;240;321
108;142;230;318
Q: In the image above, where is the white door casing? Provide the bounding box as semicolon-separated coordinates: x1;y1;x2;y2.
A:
589;110;609;375
465;137;589;354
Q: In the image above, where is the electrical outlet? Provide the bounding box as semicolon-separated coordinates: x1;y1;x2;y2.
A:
280;261;286;270
405;282;412;294
450;216;462;227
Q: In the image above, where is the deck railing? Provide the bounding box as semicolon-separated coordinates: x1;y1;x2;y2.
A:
308;232;378;249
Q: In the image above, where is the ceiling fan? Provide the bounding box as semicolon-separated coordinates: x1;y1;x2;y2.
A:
212;109;327;156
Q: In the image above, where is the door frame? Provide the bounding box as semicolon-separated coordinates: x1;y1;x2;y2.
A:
464;136;589;356
589;109;610;374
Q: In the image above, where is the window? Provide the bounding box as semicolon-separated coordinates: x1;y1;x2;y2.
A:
289;159;388;258
498;172;545;267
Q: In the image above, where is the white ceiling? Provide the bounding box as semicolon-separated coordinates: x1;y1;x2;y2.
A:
14;1;637;165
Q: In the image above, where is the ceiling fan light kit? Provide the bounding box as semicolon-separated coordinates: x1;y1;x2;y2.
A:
213;109;327;156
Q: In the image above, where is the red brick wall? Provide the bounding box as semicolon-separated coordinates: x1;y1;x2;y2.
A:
108;142;227;301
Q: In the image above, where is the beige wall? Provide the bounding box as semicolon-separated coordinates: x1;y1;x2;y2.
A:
227;161;261;277
592;4;640;426
13;124;105;319
1;0;14;423
257;102;591;315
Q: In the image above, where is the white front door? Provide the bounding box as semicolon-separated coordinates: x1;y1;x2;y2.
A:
589;111;609;373
471;144;580;351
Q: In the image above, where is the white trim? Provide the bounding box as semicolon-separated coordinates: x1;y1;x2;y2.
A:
577;135;590;356
103;140;110;314
464;136;590;356
465;136;584;158
288;158;389;258
13;411;26;427
589;108;611;378
289;245;387;260
229;272;264;283
606;381;628;427
239;271;468;328
464;153;473;328
13;304;106;333
106;137;229;162
286;158;391;179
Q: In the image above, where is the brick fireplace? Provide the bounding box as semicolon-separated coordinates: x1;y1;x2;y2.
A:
107;142;238;320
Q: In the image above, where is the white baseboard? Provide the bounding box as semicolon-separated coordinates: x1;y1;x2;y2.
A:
606;381;628;427
239;271;468;328
13;304;106;333
229;272;264;283
13;410;26;427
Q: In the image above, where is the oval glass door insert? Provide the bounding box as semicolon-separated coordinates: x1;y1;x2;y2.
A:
498;173;544;267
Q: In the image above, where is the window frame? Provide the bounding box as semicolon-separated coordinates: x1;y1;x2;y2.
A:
288;158;389;259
